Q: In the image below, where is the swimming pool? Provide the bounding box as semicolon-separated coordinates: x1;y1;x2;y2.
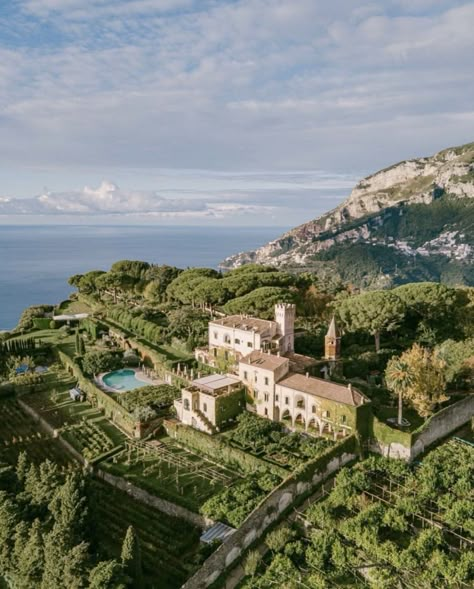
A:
102;369;148;392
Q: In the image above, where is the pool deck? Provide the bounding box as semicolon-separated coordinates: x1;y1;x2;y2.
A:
96;368;164;393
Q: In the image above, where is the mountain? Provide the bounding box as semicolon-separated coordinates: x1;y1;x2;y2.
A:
221;142;474;288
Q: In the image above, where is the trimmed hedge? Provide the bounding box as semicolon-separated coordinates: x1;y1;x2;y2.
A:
57;350;137;436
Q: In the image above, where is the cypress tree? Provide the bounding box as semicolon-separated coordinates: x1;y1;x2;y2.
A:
15;518;44;588
121;526;144;588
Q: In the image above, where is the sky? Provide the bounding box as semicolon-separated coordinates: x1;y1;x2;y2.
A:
0;0;473;226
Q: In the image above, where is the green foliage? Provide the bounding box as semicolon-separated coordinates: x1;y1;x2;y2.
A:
0;455;123;589
222;286;296;318
337;290;406;351
121;526;144;589
81;350;121;376
15;305;54;332
200;473;281;527
117;384;180;417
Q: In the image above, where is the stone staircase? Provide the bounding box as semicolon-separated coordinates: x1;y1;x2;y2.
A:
193;408;217;435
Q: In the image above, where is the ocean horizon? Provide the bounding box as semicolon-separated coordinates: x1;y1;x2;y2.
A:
0;224;286;331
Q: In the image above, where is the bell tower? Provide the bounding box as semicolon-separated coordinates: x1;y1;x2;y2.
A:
275;303;296;353
325;315;341;360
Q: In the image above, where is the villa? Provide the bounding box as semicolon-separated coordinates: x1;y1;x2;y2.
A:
175;306;370;439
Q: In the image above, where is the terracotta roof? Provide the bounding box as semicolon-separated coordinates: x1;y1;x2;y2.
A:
210;315;276;336
283;352;318;372
240;350;289;371
277;373;366;406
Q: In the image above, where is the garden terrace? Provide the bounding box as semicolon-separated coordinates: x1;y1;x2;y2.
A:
88;478;202;589
101;435;240;513
221;412;336;470
238;440;474;589
0;398;75;467
22;389;126;461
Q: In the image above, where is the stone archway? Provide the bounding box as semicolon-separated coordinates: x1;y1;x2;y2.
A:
281;409;291;424
294;413;305;431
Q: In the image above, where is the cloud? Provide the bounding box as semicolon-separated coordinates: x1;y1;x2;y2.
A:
0;0;472;224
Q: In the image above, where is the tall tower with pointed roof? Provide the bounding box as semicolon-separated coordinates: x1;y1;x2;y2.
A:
325;316;341;360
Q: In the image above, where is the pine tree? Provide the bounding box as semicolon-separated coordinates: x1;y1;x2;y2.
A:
121;526;144;588
15;518;44;588
89;560;127;589
16;451;29;484
0;492;20;572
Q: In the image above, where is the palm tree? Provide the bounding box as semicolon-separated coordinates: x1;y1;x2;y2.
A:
385;358;413;426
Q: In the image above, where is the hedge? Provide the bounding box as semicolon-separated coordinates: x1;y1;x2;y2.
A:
164;421;287;478
57;350;137;436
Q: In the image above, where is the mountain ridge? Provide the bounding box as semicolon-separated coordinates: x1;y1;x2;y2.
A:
221;142;474;288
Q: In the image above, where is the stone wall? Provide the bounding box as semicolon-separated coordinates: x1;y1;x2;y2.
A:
181;437;357;589
370;395;474;461
411;394;474;459
95;469;213;529
17;399;85;465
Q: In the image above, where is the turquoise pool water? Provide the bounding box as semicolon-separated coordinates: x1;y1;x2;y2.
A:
102;369;148;392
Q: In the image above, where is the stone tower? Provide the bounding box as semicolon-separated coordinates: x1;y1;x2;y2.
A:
325;315;341;360
275;303;296;353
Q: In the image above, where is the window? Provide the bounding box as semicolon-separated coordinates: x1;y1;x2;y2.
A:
243;371;248;380
213;348;217;357
213;331;218;339
235;338;240;344
264;408;268;416
203;403;207;413
312;405;316;413
264;393;269;402
247;342;252;348
224;335;231;344
264;377;269;386
184;399;190;411
323;410;330;418
254;373;258;383
224;351;229;360
341;415;346;424
275;395;279;402
285;397;289;405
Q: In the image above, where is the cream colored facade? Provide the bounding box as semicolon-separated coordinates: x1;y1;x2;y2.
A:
196;304;296;367
238;351;367;440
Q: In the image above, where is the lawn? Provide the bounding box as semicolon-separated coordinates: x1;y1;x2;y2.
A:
0;398;74;467
102;435;239;512
23;389;126;460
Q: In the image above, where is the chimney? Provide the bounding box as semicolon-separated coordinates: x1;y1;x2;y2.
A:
348;383;352;392
277;351;280;357
306;372;309;379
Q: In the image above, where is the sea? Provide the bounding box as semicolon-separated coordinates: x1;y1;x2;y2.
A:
0;225;286;331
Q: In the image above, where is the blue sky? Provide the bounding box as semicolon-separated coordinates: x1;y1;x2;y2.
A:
0;0;473;225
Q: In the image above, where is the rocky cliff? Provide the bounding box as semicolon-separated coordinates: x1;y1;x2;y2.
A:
222;142;474;287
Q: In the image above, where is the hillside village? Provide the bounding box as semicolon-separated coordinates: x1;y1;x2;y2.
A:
0;260;473;588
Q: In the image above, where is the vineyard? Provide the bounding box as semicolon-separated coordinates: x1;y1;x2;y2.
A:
88;478;202;589
102;435;239;512
241;439;474;589
23;389;126;460
0;398;73;467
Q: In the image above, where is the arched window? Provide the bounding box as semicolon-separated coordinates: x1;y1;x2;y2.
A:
312;405;316;414
184;399;190;411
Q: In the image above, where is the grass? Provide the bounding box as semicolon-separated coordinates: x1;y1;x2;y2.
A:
88;478;202;589
23;389;127;459
375;406;425;432
102;435;239;512
0;398;74;467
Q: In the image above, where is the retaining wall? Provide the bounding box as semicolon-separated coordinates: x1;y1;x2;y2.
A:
181;436;357;589
95;468;212;529
17;398;85;465
370;394;474;461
